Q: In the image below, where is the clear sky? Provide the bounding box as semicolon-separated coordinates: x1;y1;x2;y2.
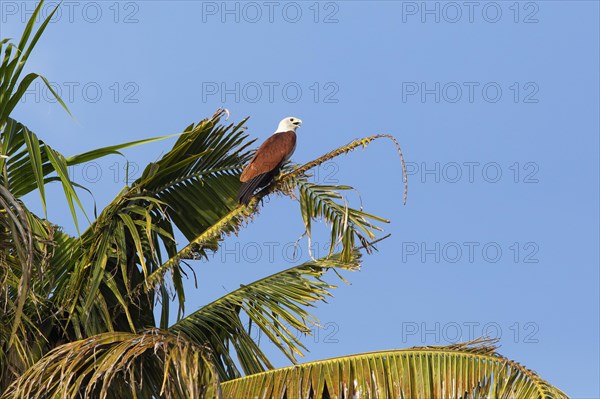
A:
1;1;598;396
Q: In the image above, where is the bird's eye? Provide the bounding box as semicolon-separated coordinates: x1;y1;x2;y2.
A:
289;118;294;121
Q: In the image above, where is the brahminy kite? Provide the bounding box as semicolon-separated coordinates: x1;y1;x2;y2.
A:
237;117;302;204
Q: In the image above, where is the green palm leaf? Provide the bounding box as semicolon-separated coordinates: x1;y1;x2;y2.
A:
170;251;362;381
220;339;569;399
296;180;389;261
2;117;190;231
134;110;253;241
0;1;69;124
50;193;172;338
48;110;249;338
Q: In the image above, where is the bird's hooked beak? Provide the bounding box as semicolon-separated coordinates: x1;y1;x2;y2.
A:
293;119;302;127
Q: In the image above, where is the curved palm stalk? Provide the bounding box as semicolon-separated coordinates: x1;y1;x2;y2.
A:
140;132;405;295
220;338;569;399
138;203;253;296
170;251;362;381
0;329;220;399
280;133;408;205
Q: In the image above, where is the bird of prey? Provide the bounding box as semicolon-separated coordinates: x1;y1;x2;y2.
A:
237;117;302;205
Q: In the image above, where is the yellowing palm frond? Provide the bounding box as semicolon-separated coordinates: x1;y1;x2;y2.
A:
220;339;569;399
1;329;220;399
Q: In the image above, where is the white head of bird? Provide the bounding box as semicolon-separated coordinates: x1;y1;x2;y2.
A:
275;117;302;133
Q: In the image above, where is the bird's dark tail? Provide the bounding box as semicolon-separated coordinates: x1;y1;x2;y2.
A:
237;173;272;205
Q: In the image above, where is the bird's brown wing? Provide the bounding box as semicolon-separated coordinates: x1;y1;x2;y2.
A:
240;131;296;182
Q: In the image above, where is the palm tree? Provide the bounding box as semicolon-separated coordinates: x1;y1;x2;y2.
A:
0;2;568;398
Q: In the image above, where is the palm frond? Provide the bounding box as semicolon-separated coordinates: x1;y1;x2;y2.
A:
49;109;250;338
295;180;389;261
279;134;408;205
2;119;87;230
134;110;253;241
50;193;172;338
139;131;403;295
0;1;69;125
0;187;55;387
220;338;569;399
170;251;362;381
1;329;220;399
0;184;34;373
139;203;253;297
3;118;186;228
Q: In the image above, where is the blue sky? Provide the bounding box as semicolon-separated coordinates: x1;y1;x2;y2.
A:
1;1;598;396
